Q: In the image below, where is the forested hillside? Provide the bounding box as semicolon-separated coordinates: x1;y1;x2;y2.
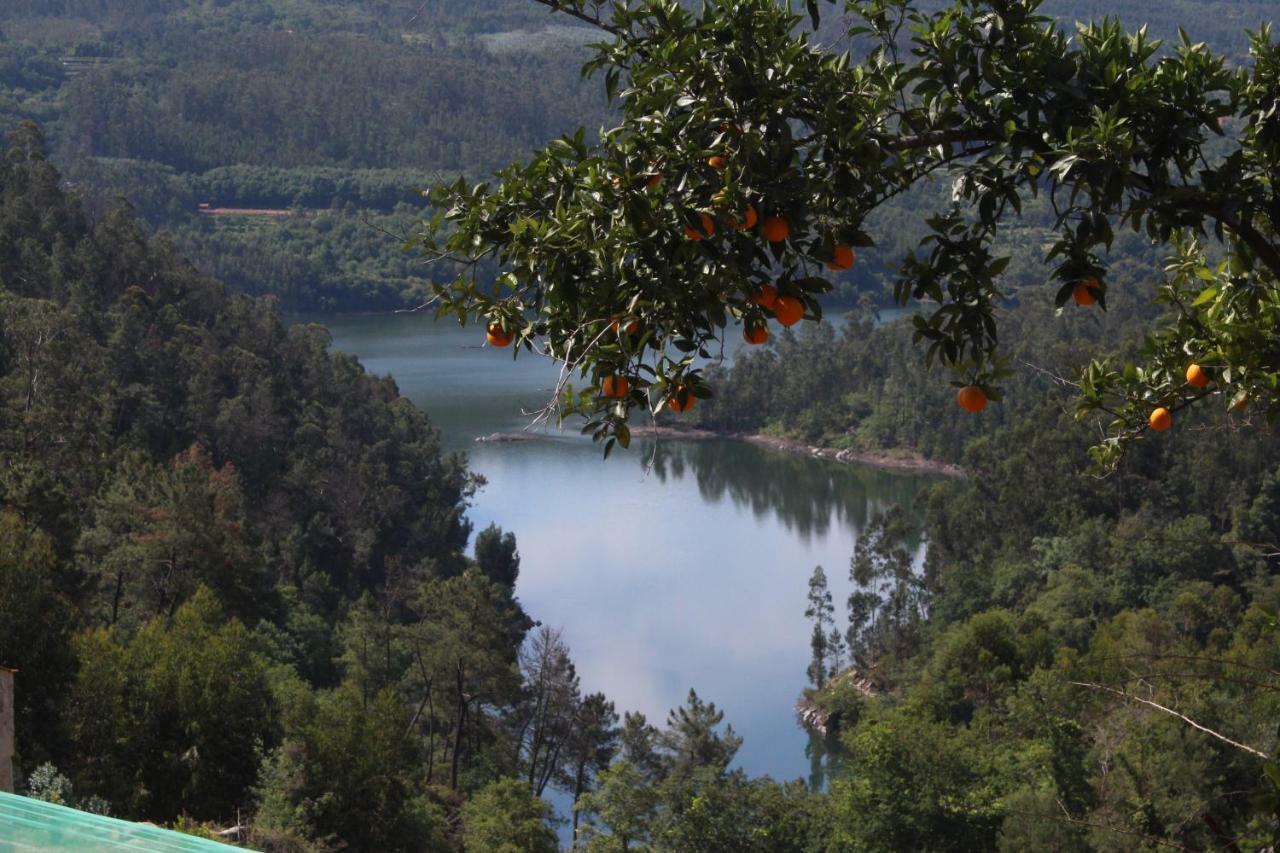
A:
4;0;1280;849
0;0;608;309
0;0;1275;310
0;124;584;849
6;110;1280;849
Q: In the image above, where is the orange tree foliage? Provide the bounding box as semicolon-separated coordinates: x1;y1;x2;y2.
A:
416;0;1280;463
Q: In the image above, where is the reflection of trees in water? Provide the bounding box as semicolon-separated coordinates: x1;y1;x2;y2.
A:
642;439;933;542
805;728;848;792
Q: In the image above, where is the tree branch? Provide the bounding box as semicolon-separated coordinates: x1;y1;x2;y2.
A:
527;0;621;35
1070;681;1270;759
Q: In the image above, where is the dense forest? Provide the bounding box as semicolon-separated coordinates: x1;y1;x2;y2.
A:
0;0;1276;311
5;120;1280;849
3;0;1280;850
0;123;811;850
0;0;610;309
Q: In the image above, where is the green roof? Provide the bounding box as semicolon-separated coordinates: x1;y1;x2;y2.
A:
0;792;242;851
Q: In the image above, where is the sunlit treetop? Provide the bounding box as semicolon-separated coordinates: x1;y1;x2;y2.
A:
414;0;1280;464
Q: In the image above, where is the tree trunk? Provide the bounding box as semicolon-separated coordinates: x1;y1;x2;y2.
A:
425;683;436;784
450;660;466;790
111;570;124;625
571;763;586;846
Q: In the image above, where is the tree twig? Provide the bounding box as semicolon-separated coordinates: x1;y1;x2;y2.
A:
1070;681;1270;759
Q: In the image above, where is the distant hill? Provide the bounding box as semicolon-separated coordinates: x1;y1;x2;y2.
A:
0;0;1273;310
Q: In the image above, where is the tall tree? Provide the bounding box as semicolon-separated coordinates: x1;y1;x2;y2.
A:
405;569;525;790
475;523;521;588
656;689;743;783
804;565;837;688
513;626;581;796
564;692;621;841
847;507;923;666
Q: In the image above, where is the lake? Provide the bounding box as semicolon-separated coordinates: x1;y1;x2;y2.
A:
318;310;935;821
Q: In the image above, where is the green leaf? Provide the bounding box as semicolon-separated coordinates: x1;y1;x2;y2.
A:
1191;286;1218;307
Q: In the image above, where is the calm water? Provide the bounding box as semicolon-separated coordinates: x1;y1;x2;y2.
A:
318;311;934;806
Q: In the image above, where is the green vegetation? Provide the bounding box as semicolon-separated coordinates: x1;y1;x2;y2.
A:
0;126;620;850
0;0;608;310
4;0;1280;849
0;0;1275;315
420;0;1280;462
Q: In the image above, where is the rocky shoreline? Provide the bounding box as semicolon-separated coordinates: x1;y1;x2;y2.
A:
795;669;883;735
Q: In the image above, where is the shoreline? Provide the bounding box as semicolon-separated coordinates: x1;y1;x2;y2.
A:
627;425;965;477
740;434;965;477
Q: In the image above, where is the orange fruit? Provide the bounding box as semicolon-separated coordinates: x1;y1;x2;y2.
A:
1072;277;1099;306
762;216;790;243
486;323;513;347
1149;407;1172;432
773;295;804;327
827;244;855;272
956;385;987;413
668;385;696;413
601;375;630;399
708;155;728;170
1234;397;1248;411
1185;363;1209;388
644;172;662;189
743;325;769;345
684;213;716;241
749;283;779;310
735;204;758;230
610;316;640;336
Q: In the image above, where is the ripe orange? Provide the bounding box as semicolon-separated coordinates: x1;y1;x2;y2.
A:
762;216;790;243
1185;363;1209;388
743;325;769;345
610;316;640;336
601;375;630;399
773;295;804;327
735;204;758;230
1149;406;1172;432
486;323;513;347
668;385;696;412
956;385;987;413
684;213;716;241
708;155;728;170
827;244;855;272
644;172;663;189
1072;277;1099;306
749;283;779;310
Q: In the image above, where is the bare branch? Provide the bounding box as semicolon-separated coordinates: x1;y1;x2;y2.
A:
1070;681;1270;759
527;0;621;35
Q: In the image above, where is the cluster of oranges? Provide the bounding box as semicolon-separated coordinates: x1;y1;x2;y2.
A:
682;151;858;348
486;143;857;415
1146;362;1247;433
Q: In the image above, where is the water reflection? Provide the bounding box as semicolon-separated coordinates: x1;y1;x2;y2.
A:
320;312;940;795
645;439;931;542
